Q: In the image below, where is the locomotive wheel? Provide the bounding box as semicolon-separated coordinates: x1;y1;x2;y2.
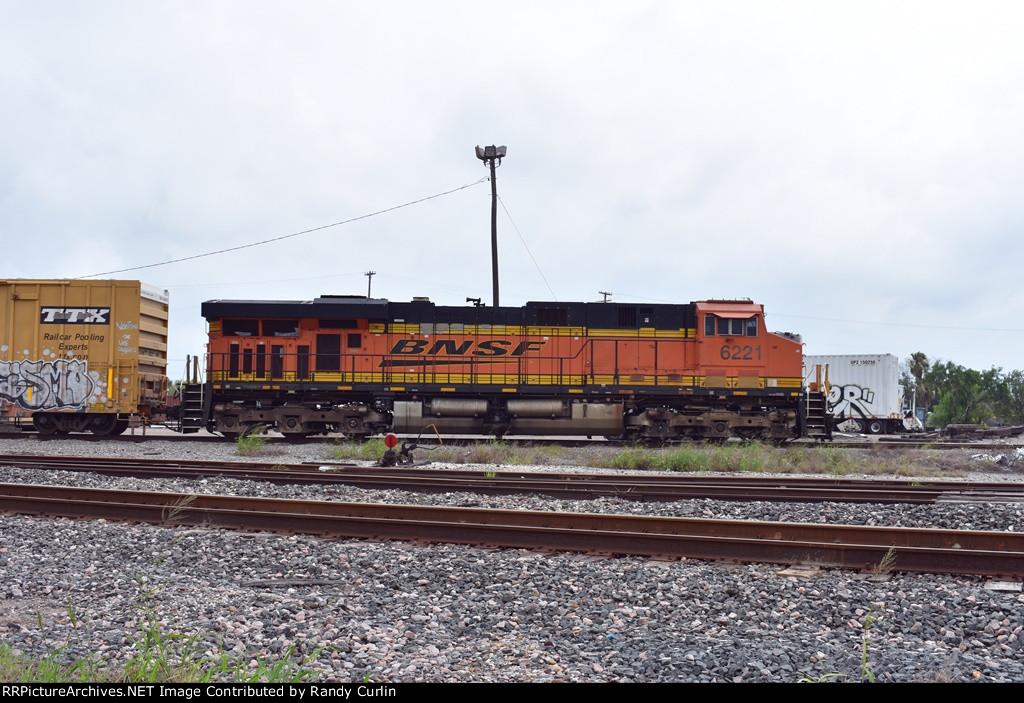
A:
32;413;58;435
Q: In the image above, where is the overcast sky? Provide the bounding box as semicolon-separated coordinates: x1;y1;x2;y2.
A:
3;1;1023;377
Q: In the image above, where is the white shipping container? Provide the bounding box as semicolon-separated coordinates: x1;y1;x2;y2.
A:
804;354;921;433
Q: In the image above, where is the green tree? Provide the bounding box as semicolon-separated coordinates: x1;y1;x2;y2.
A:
995;369;1024;425
906;352;931;408
925;362;1003;427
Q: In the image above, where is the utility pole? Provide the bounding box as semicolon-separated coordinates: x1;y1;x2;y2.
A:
475;145;507;307
365;271;376;298
599;291;612;303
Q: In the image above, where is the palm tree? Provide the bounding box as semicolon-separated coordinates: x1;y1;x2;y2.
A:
908;352;932;407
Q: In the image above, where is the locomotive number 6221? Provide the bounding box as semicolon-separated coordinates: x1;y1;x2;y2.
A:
719;345;762;360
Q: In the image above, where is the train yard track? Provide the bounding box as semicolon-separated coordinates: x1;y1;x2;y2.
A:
2;426;1023;451
2;482;1022;579
3;436;1022;682
4;453;1024;505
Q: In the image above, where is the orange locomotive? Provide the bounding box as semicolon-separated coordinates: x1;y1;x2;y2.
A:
190;295;829;441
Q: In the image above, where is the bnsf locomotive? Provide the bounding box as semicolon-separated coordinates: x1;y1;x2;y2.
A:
182;295;830;441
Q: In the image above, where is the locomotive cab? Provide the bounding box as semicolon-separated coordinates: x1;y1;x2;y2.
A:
695;300;802;392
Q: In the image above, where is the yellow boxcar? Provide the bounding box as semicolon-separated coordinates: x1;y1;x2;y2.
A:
0;279;168;434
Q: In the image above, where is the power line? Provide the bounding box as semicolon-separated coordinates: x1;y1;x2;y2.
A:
609;291;1024;334
77;178;488;279
772;312;1024;334
496;194;557;300
166;271;365;289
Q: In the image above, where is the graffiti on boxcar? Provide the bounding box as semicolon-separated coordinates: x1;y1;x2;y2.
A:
826;384;875;418
0;359;104;410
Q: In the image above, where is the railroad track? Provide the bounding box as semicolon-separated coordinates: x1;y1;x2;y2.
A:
2;427;1022;450
3;454;1024;505
2;482;1021;579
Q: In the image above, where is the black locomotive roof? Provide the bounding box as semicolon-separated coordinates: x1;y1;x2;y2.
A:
202;296;389;320
202;296;697;329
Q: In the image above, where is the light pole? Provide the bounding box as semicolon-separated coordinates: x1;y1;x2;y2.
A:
475;145;507;307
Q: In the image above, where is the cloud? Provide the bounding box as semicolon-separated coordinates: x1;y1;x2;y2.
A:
2;1;1023;372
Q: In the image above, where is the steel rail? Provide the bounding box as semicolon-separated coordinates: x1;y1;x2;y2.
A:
1;483;1022;579
3;454;1024;505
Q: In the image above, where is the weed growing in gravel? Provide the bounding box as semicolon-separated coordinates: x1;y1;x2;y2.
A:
467;440;512;465
817;446;857;475
659;446;710;472
121;610;207;683
874;547;898;576
860;609;879;683
603;442;785;473
610;447;657;470
430;446;461;463
328;438;387;461
161;495;198;525
327;437;969;478
0;643;101;683
798;672;849;683
122;611;323;683
796;607;883;684
735;442;772;472
235;426;268;456
0;606;323;683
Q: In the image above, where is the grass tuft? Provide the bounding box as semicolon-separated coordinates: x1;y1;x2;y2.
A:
326;437;969;480
235;425;268;456
0;601;324;683
328;438;387;461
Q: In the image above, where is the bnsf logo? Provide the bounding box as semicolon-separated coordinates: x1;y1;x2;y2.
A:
388;339;546;357
39;307;111;324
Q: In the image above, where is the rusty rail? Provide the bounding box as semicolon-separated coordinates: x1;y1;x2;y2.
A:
3;454;1024;505
2;483;1022;579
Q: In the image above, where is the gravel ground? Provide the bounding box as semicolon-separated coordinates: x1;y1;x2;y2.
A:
1;437;1022;683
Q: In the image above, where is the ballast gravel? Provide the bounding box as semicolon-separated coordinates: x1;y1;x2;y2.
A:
0;437;1022;683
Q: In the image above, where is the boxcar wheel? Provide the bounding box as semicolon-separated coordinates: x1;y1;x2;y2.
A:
32;414;58;435
88;415;119;435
